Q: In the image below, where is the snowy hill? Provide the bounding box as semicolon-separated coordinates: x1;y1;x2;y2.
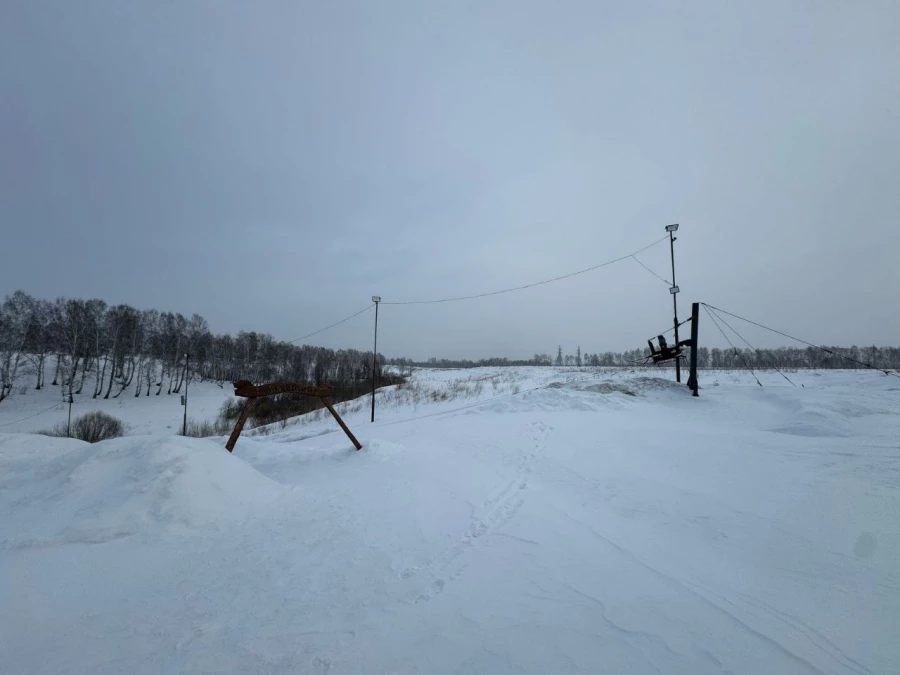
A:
2;368;898;674
0;370;234;436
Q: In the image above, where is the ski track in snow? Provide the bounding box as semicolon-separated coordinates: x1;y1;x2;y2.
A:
730;590;877;675
401;419;553;604
604;533;825;674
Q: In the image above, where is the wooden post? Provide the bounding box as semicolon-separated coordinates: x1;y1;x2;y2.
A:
688;302;700;397
322;397;363;450
225;398;257;452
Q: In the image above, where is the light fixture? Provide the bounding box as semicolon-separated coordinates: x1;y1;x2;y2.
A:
666;223;679;232
372;296;381;303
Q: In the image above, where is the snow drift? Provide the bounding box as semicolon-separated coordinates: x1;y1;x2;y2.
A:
0;434;286;550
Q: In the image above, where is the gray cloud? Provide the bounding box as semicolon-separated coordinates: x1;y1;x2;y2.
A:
2;0;898;359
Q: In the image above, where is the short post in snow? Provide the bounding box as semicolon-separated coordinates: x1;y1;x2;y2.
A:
66;390;74;437
182;352;190;436
687;302;700;396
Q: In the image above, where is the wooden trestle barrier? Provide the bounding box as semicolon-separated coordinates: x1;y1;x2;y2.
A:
225;380;363;452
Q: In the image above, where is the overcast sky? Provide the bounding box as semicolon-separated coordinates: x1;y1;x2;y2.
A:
2;1;898;360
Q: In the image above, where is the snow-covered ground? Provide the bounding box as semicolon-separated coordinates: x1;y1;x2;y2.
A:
0;376;233;436
2;367;898;674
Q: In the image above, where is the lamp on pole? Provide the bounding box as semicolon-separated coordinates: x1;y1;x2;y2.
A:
371;297;381;422
666;223;682;383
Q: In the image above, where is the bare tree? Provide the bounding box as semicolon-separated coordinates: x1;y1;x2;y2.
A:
23;297;54;390
0;292;33;402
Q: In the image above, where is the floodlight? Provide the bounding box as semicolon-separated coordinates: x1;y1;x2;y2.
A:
665;223;679;232
669;285;680;295
372;296;381;303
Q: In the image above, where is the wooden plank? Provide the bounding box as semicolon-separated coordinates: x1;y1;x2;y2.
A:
232;380;333;399
225;398;257;452
322;397;363;451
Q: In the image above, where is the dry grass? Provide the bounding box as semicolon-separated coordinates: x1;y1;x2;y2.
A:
183;417;233;438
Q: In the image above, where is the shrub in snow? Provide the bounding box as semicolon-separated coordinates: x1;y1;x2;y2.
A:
39;411;125;443
72;411;126;443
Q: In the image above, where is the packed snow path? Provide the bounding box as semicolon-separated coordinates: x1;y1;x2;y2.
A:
2;369;898;674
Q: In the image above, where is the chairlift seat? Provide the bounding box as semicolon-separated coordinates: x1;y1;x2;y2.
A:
650;347;684;364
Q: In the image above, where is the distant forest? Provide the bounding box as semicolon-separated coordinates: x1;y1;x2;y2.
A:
0;290;386;404
1;290;897;405
390;342;900;373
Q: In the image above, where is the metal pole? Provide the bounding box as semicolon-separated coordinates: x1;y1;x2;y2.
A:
183;353;189;436
371;299;379;422
669;229;681;383
688;302;700;396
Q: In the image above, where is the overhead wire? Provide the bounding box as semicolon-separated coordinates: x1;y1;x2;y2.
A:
701;303;900;378
0;401;64;428
288;304;374;344
704;305;762;386
630;255;671;286
705;306;797;387
382;235;669;305
656;316;692;338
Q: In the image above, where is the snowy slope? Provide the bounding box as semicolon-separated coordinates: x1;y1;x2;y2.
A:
0;372;234;435
2;368;898;674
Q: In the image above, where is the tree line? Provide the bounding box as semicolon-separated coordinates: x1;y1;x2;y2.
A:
390;344;900;372
0;290;386;404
